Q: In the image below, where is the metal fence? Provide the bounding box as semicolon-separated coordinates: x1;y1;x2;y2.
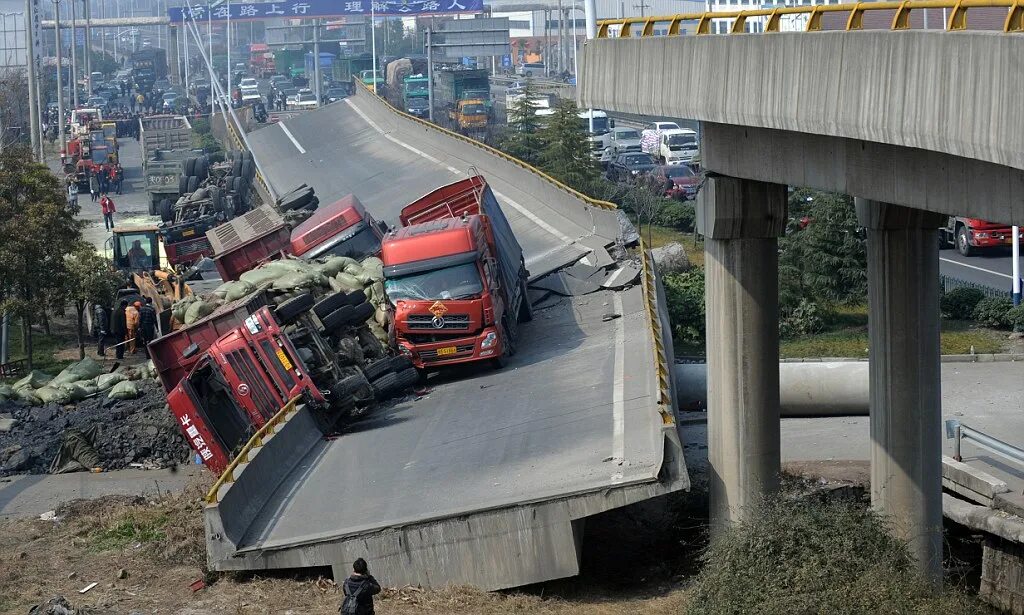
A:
940;274;1010;299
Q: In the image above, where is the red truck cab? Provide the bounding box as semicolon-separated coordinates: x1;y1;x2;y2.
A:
944;217;1022;257
166;306;324;474
382;176;530;370
291;194;385;260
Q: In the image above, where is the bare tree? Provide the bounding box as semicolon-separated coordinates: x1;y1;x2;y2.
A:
0;68;31;148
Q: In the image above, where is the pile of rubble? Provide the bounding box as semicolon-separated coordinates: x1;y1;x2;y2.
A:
0;377;191;476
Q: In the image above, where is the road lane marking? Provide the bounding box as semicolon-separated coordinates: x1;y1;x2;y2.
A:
611;292;626;467
345;98;576;246
278;122;306;154
940;257;1012;280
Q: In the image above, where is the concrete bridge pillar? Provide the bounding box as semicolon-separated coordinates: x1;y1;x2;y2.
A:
698;176;788;528
856;198;946;586
168;26;180;85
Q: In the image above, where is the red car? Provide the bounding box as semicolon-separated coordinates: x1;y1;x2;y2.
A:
653;165;700;200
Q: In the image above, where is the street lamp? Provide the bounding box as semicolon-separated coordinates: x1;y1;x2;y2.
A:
370;1;377;94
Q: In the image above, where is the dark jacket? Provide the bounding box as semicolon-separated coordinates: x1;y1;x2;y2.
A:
92;304;107;335
111;304;127;336
341;574;381;615
139;305;158;334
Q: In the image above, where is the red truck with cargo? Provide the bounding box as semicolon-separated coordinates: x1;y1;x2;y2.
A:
382;175;532;370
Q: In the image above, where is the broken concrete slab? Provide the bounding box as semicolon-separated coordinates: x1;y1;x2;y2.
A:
601;263;642;289
531;271;603;297
943;455;1010;506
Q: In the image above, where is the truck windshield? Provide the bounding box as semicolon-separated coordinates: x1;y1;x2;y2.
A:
667;134;697;149
462;103;487;115
579;115;609;134
406;81;428;93
321;226;381;260
385;262;483;301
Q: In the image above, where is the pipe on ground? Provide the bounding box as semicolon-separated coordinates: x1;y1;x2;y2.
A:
675;362;869;417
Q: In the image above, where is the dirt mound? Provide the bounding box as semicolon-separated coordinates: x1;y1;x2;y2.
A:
0;380;191;476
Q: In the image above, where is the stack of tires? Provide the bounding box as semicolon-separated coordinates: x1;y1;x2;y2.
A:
275;184;320;225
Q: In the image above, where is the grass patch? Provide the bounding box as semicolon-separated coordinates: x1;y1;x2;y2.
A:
634;222;705;267
89;511;169;552
2;319;76;378
687;493;986;615
780;317;1006;359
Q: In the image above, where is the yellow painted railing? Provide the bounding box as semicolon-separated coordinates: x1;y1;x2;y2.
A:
358;79;675;421
223;111;276;203
205;396;302;504
596;0;1023;35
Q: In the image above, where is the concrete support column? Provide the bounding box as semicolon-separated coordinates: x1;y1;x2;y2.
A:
167;26;180;85
698;176;788;527
856;198;946;586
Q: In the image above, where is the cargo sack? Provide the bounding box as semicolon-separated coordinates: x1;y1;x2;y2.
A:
49;426;102;474
0;384;14;400
35;386;71;405
218;279;256;302
273;271;321;291
334;272;363;292
13;370;53;391
95;372;128;391
318;256;357;277
184;300;218;325
17;389;42;405
360;257;383;281
58;383;90;402
108;380;139;400
239;266;285;288
49;357;104;387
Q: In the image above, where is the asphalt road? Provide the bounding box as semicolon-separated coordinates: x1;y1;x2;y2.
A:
238;87;677;551
939;247;1021;294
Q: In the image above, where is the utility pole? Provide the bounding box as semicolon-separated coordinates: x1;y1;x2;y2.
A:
370;0;377;94
557;0;564;73
82;0;90;94
312;18;321;107
24;0;41;158
53;0;65;157
634;0;649;17
69;0;77;107
583;0;595;132
426;26;433;122
1014;227;1021;307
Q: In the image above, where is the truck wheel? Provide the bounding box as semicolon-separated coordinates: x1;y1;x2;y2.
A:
371;367;419;400
158;198;174;223
313;290;364;319
232;176;245;195
956;225;974;257
232;193;247;215
331;373;367;398
184;157;197;177
364;356;412;382
241;159;255;180
231;158;243;176
195;155;210;180
178;175;189;196
275;292;315;325
210;186;227;215
349;302;374;326
186;175;200;193
321;305;355;333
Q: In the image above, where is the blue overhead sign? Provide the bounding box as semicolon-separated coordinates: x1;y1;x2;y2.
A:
169;0;484;23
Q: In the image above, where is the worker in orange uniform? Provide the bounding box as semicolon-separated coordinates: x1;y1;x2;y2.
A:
125;301;141;354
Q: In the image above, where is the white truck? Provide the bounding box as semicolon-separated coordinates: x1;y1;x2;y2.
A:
600;126;643;163
641;124;699;165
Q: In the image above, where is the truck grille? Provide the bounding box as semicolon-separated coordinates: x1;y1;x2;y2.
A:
224;349;279;421
406;314;470;330
419;343;475;362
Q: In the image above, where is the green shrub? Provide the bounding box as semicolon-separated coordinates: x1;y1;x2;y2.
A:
780;299;825;339
686;496;985;615
973;296;1013;329
940;287;986;320
663;269;705;346
1008;304;1024;330
192;117;212;135
656;200;696;231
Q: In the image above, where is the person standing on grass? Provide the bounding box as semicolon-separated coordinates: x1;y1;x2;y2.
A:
100;193;116;231
340;558;381;615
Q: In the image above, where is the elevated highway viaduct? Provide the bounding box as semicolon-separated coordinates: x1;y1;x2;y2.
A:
581;6;1023;584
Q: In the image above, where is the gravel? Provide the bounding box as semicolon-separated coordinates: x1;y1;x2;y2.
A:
0;380;192;476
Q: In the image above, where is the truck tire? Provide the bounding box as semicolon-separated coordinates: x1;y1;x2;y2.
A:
232;176;245;195
300;196;320;212
241;159;254;180
364;356;412;382
195;155;210;180
231;158;243;176
956;225;974;257
349;302;374;326
186;175;200;193
313;290;364;319
331;373;367;398
232;193;247;215
184;156;197;177
321;305;355;333
275;292;315;325
210;186;227;215
178;175;189;196
240;150;253;162
371;367;419;400
158;198;174;223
